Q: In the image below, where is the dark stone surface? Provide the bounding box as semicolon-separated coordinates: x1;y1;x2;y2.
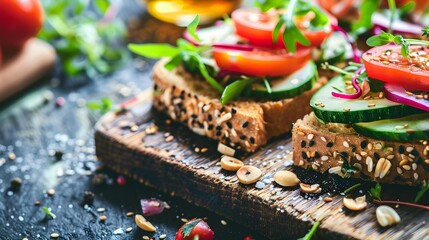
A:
0;2;266;239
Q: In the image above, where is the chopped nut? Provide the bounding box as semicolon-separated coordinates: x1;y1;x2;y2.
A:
220;156;244;171
374;158;392;179
50;233;60;239
236;166;262;184
273;171;300;187
126;212;134;217
217;143;235;156
99;215;107;222
135;214;156;232
343;196;367;211
300;183;321;194
376;205;400;227
324;197;333;202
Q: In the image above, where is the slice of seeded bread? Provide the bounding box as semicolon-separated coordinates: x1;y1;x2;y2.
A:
292;113;429;185
152;59;327;152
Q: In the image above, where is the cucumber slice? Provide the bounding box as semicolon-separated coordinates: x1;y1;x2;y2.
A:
317;32;349;64
353;113;429;141
311;75;424;124
251;61;317;101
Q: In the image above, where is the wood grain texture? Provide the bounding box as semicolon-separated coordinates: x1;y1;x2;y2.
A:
95;92;429;240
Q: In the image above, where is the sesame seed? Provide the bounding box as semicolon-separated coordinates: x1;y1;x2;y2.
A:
34;200;41;206
99;215;107;221
160;234;167;239
126;212;134;217
321;156;328;161
201;148;208;153
126;227;133;233
414;173;419;181
47;189;55;196
97;208;105;213
321;137;327;142
181;218;188;223
165;136;174;142
368;103;376;107
143;236;150;240
221;220;227;225
307;134;314;140
406;147;414;152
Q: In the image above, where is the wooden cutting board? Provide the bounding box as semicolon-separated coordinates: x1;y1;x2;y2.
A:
94;89;429;240
0;39;56;102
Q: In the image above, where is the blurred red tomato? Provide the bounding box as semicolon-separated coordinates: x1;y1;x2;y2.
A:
0;0;44;49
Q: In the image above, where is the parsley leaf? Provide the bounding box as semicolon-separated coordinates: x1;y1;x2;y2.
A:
297;221;321;240
415;182;429;203
182;218;202;237
42;206;56;220
369;183;382;201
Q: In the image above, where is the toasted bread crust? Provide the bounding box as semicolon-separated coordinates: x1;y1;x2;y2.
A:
152;59;326;152
292;113;429;185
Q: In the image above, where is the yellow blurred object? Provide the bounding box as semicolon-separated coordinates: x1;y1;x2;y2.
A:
145;0;242;26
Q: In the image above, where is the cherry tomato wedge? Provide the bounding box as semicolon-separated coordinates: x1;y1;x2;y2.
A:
176;218;214;240
318;0;354;18
0;0;44;49
231;8;334;49
213;47;312;77
362;45;429;91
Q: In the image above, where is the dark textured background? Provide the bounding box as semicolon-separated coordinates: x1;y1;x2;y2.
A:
0;1;266;239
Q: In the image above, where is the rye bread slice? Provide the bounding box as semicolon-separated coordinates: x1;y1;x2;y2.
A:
292;113;429;185
152;59;326;152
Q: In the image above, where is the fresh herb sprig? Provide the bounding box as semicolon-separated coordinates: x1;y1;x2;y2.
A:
129;39;223;93
38;0;126;78
42;206;56;220
367;28;429;59
255;0;329;53
415;182;429;203
369;183;382;201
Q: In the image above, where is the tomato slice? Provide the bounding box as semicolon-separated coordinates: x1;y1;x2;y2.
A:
213;47;311;77
362;45;429;91
317;0;354;18
231;8;334;49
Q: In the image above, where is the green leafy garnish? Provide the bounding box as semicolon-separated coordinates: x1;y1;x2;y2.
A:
263;78;272;94
415;182;429;203
352;0;381;35
87;98;114;114
298;221;321;240
187;15;201;42
369;183;382;201
38;0;126;78
341;161;358;178
366;30;429;59
42;206;56;220
256;0;329;53
221;78;255;105
128;39;223;93
422;26;429;38
181;218;202;237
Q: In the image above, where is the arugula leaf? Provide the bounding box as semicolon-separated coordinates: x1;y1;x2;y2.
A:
369;183;382;201
128;44;180;58
182;219;202;237
415;182;429;203
297;221;321;240
94;0;110;14
187;15;201;42
165;54;183;71
42;206;56;220
351;0;381;35
221;79;255;105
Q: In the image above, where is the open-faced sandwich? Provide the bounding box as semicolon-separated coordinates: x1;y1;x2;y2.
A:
129;1;351;153
292;29;429;185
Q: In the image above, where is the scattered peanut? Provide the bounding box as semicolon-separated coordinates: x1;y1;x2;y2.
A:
343;196;367;211
135;214;156;232
220;156;244;171
376;206;400;227
236;166;262;184
299;183;321;194
274;171;300;187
